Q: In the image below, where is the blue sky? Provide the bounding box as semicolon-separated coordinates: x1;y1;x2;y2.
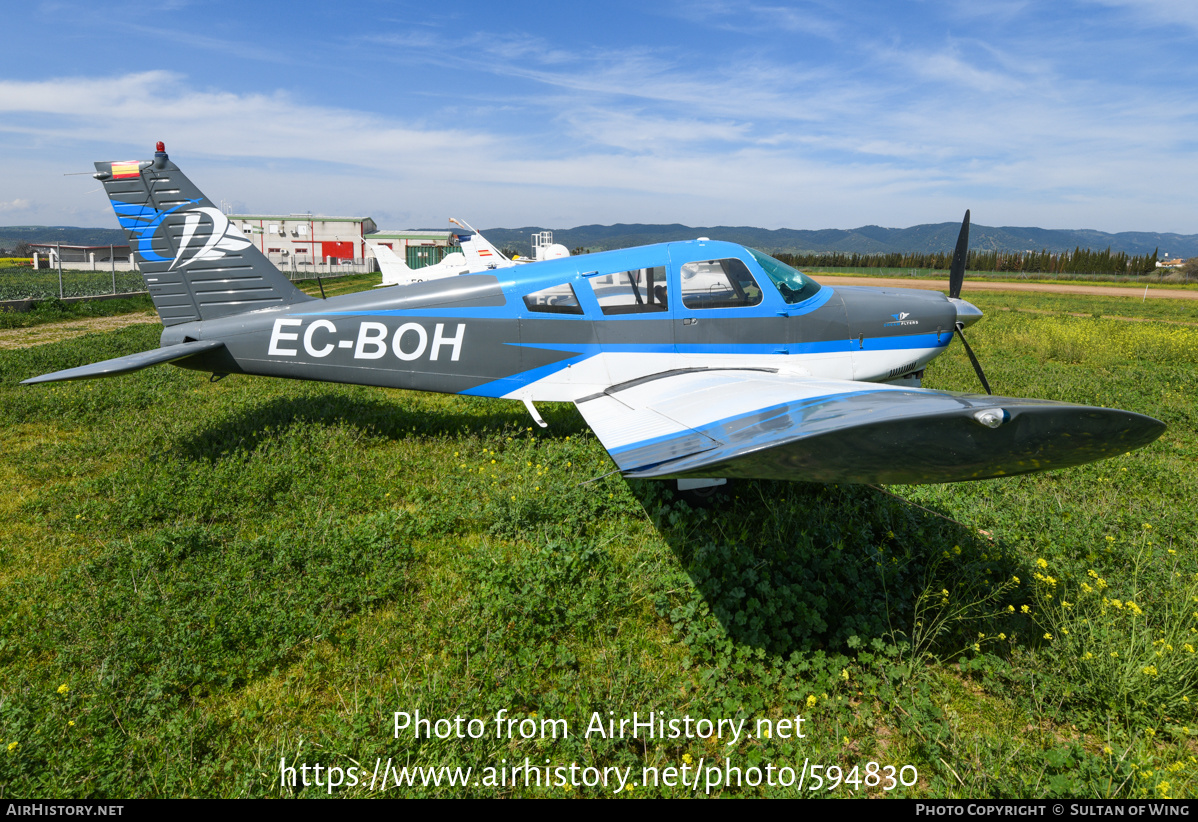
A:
1;0;1195;234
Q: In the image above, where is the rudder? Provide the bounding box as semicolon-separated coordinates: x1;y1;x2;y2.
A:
95;143;315;326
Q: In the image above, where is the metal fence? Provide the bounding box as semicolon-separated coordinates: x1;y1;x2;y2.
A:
0;258;379;303
0;266;144;302
283;258;376;279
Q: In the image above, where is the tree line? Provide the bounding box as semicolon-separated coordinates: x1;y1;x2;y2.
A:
0;242;32;258
777;246;1161;275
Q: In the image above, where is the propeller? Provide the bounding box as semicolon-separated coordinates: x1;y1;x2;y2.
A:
954;320;992;395
947;209;992;395
948;209;970;299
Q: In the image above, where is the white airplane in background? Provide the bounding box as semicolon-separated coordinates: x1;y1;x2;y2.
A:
371;220;571;287
368;241;471;287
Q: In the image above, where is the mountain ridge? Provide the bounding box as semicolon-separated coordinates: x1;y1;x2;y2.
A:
3;222;1193;259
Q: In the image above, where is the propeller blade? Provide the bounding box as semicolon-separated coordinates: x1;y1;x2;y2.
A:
954;321;992;395
948;209;970;299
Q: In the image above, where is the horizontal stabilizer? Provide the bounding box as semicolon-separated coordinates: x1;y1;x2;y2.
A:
575;370;1166;485
20;339;226;385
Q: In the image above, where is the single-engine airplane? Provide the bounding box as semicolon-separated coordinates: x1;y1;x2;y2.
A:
22;144;1166;488
369;219;570;287
369;218;530;287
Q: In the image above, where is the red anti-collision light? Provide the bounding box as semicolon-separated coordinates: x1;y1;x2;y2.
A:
156;141;165;152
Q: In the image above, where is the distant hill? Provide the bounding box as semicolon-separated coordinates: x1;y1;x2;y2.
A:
4;222;1194;259
0;226;126;252
480;223;1198;259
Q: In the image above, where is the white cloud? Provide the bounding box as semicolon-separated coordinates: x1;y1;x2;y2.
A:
0;58;1196;233
1082;0;1198;32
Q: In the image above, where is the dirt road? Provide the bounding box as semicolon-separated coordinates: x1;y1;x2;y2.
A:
813;276;1198;300
0;311;158;350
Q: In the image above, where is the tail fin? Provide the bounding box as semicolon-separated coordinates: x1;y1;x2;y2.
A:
449;218;513;271
365;241;415;286
95;143;315;326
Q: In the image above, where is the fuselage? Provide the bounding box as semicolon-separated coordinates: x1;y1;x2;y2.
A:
165;239;971;402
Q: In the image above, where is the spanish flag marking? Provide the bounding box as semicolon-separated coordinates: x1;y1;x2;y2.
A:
112;162;141;179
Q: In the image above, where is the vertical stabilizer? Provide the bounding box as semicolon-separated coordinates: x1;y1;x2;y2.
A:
449;217;514;271
95;144;315;326
365;241;415;286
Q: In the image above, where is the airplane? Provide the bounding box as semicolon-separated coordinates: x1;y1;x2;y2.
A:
368;240;471;287
21;143;1166;492
369;219;525;287
369;219;569;287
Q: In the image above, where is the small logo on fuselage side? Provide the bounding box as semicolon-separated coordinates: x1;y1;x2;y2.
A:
884;311;919;328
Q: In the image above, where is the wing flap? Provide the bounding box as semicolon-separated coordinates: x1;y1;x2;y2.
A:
575;390;721;473
20;339;226;385
575;370;1166;484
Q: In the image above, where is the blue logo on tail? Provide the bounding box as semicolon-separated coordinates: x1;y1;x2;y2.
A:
112;199;200;263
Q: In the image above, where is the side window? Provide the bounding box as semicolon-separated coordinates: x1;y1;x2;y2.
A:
523;283;583;315
585;267;668;315
680;258;763;309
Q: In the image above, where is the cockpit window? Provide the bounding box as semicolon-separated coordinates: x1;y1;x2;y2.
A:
679;258;763;310
746;248;822;304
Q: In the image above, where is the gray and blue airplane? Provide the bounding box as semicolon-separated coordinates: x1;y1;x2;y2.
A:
22;143;1165;488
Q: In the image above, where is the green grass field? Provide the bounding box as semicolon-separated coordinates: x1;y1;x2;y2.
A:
0;286;1194;798
804;267;1198;289
0;269;145;302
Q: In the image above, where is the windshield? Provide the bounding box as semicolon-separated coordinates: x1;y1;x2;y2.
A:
746;248;823;305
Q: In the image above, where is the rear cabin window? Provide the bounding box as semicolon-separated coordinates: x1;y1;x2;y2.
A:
585;267;668;315
679;258;763;310
523;283;584;315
